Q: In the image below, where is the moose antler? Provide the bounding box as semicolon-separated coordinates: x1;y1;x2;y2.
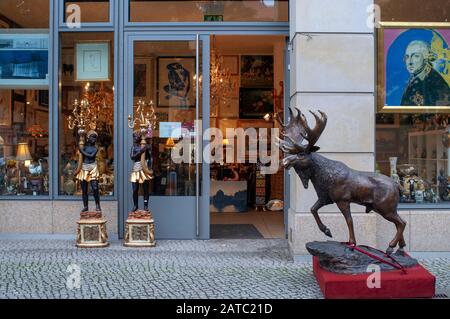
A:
277;108;327;154
300;110;327;148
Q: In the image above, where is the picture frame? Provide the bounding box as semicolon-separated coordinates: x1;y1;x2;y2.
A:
134;57;155;104
240;55;274;88
12;100;26;124
0;34;49;88
239;88;274;119
377;22;450;113
75;41;110;82
0;90;12;127
38;90;49;108
157;56;196;108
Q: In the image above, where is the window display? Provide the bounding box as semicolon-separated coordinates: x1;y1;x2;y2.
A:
59;32;114;196
0;89;49;196
376;113;449;205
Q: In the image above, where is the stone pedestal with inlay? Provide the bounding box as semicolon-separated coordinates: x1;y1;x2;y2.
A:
76;212;109;248
124;210;155;247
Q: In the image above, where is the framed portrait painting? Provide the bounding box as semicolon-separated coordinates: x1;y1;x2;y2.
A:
377;22;450;113
157;57;196;108
75;41;110;82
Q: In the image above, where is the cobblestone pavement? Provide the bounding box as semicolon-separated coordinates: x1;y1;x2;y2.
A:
0;239;449;299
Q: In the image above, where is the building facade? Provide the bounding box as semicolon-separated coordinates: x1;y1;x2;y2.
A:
0;0;449;258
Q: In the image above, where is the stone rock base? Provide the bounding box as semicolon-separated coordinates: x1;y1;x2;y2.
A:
124;210;155;248
76;212;109;248
306;241;418;274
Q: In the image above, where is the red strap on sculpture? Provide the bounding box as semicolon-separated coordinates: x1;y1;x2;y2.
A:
344;243;407;274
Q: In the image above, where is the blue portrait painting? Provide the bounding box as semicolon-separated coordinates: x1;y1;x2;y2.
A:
385;28;450;107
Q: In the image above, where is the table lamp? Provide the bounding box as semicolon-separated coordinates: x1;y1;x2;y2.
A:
16;143;32;194
16;143;32;168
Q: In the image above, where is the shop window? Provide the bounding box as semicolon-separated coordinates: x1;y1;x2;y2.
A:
375;2;450;205
0;89;50;196
129;0;288;23
0;0;50;29
64;0;110;24
59;32;114;197
0;2;50;197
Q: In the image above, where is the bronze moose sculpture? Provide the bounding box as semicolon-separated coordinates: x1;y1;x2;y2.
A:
277;108;407;255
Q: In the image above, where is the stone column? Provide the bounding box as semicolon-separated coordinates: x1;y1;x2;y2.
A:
288;0;376;256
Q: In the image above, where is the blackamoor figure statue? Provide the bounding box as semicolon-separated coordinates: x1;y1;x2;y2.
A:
130;131;153;211
76;130;101;212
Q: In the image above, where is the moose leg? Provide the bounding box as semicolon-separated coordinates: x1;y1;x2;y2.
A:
336;201;356;245
311;200;332;238
383;213;407;255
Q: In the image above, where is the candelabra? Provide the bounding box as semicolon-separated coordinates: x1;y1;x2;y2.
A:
128;99;157;135
68;98;96;175
128;99;157;176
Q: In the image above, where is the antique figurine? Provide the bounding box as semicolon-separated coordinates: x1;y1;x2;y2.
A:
277;108;407;255
76;130;101;212
130;131;153;211
438;168;449;201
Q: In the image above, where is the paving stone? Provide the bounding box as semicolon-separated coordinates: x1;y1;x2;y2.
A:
0;239;448;299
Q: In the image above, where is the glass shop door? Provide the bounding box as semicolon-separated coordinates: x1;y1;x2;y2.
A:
121;34;210;239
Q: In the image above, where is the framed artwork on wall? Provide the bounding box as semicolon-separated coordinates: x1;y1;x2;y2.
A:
157;56;196;108
38;90;49;108
0;34;49;88
377;22;450;113
75;41;110;81
0;90;12;127
240;55;274;88
12;100;26;124
239;88;274;119
134;57;154;104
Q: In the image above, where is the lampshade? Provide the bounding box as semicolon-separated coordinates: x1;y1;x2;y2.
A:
165;137;175;149
16;143;32;161
222;138;230;146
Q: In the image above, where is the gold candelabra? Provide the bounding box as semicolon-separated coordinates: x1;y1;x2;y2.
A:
128;99;157;136
68;98;97;176
128;99;157;176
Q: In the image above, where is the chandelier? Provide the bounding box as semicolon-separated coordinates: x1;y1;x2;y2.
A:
82;82;114;128
210;35;234;110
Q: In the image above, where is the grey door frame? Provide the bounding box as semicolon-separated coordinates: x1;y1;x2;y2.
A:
120;33;210;239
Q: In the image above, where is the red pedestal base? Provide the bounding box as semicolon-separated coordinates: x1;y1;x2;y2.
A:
313;256;435;299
